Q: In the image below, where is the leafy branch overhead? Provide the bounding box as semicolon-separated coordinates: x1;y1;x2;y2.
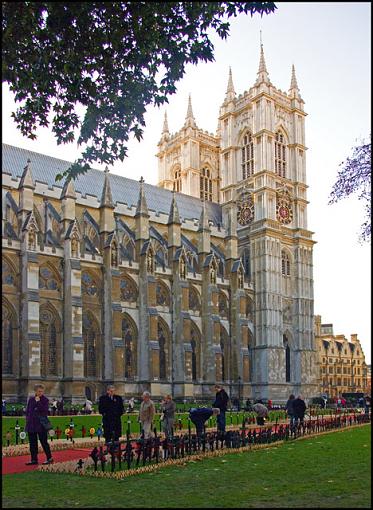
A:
329;136;371;242
2;2;277;181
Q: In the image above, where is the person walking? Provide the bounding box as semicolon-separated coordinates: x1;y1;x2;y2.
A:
213;384;229;434
25;384;53;465
98;385;124;443
139;391;155;439
285;394;296;428
160;394;176;438
293;395;307;427
252;400;269;426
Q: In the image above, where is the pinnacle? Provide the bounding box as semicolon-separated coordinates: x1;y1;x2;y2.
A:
135;176;149;216
255;43;271;85
100;166;114;208
162;111;169;134
225;66;236;102
184;94;196;128
290;64;299;90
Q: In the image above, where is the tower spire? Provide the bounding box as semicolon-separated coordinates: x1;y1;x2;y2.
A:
255;41;271;85
225;66;236;102
184;94;196;128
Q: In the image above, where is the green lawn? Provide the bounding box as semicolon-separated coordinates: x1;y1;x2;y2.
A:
2;425;370;508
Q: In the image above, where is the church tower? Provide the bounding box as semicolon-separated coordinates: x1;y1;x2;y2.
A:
157;96;220;202
219;45;318;400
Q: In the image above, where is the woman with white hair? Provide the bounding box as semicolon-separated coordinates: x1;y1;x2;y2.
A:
139;391;155;438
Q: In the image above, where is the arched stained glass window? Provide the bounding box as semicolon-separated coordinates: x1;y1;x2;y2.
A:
2;260;15;286
156;281;170;307
157;320;170;381
120;275;138;302
189;286;201;312
83;312;98;378
284;335;291;382
220;326;229;382
40;307;58;376
39;265;59;291
122;315;137;379
82;271;98;296
218;292;228;318
190;322;201;382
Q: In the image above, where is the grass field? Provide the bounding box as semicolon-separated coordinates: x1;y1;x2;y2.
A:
2;424;370;508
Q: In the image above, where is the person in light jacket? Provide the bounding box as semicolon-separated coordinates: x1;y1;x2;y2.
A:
161;394;176;437
139;391;155;439
25;384;53;465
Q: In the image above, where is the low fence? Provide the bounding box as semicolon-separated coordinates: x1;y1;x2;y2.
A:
82;412;371;475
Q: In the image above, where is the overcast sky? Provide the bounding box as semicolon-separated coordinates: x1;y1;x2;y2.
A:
2;2;371;362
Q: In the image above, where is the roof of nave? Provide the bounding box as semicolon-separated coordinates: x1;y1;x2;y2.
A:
2;144;222;226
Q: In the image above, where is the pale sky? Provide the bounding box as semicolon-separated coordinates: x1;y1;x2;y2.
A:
2;2;371;362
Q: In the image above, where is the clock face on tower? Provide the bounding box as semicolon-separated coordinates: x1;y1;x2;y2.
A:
237;192;254;225
276;199;293;224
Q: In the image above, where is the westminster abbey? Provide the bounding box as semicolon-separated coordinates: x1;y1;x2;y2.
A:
2;46;318;403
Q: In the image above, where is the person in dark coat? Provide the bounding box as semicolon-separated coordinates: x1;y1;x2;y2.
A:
293;395;307;425
25;384;53;465
98;385;124;443
189;407;220;436
213;384;229;433
285;394;296;428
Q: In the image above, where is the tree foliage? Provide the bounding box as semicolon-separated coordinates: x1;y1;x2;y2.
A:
329;136;371;242
2;2;276;180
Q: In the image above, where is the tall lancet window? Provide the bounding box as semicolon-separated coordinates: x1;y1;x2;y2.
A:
275;131;286;178
284;335;291;382
241;133;254;180
200;167;212;201
174;168;182;192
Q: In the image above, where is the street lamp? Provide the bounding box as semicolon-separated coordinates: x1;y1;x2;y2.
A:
237;376;242;411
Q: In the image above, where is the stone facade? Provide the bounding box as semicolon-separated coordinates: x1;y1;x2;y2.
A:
2;46;318;403
314;316;368;398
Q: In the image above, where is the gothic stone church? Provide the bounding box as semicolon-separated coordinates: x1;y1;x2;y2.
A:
2;46;319;403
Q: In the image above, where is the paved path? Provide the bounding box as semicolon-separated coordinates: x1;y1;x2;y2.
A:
2;448;92;475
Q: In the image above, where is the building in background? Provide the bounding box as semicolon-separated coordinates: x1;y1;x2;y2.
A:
366;365;371;395
2;45;318;403
314;315;368;398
